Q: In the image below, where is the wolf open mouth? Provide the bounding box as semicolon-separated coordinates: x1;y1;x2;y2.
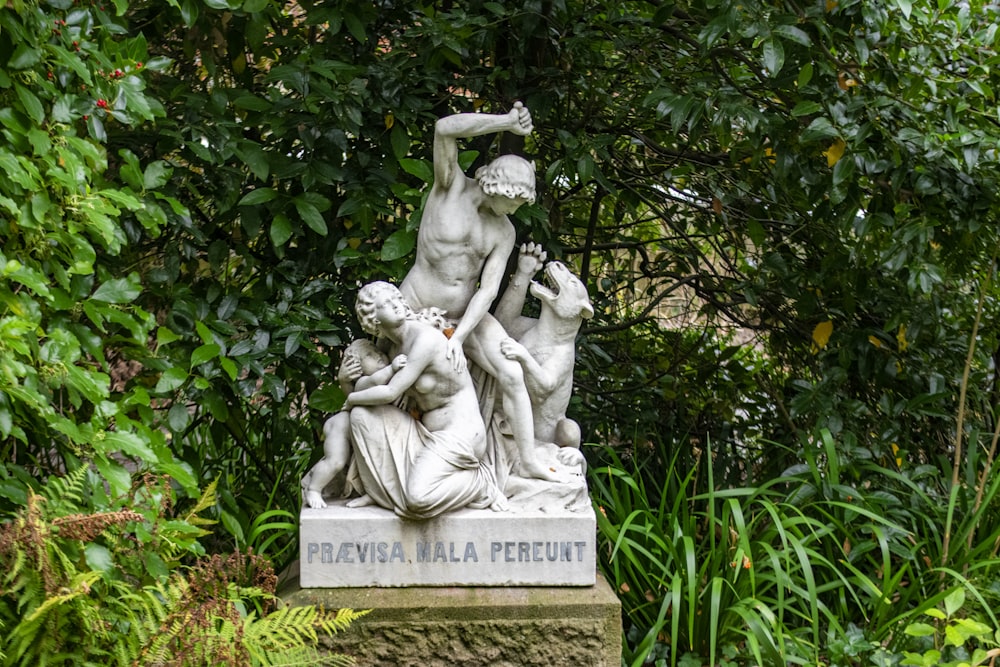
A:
531;264;561;299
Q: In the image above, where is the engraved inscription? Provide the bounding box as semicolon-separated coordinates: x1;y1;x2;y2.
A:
306;539;588;565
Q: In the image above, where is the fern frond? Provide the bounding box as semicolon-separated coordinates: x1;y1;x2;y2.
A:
21;571;101;625
4;570;102;665
128;577;193;664
40;466;90;513
242;605;367;666
322;608;369;635
13;571;43;615
3;548;26;588
263;646;356;667
182;477;219;527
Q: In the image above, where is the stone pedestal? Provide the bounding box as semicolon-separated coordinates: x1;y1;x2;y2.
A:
300;500;596;587
280;569;622;667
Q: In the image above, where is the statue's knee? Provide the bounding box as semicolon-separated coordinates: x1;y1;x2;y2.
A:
555;419;582;449
405;481;434;513
407;492;435;515
497;360;525;389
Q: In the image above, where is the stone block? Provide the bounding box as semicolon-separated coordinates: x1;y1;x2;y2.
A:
280;570;622;667
300;500;596;587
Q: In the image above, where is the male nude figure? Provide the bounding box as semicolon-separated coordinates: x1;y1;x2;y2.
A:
399;102;558;482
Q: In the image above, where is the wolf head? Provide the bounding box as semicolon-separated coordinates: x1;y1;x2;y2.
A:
529;261;594;321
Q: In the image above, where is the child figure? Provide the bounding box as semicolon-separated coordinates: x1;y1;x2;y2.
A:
302;340;405;509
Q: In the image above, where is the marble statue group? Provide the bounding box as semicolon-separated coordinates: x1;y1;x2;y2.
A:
302;102;592;519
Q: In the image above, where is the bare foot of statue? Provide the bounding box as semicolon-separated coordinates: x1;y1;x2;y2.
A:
520;457;570;483
304;489;327;509
489;493;510;512
346;493;375;508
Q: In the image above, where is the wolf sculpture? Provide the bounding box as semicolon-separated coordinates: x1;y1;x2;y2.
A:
496;244;594;450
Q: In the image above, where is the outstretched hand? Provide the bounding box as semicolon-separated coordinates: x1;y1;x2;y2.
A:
508;101;533;136
517;242;547;276
445;336;467;372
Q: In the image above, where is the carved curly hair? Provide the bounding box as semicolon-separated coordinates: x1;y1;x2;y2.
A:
355;281;410;336
475;154;536;201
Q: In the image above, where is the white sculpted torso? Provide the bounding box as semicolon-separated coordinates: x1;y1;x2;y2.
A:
400;177;514;317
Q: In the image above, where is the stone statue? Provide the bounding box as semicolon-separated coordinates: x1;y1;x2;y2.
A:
299;102;598;589
302;103;595;513
301;339;395;510
495;243;595;451
398;102;561;483
341;281;507;519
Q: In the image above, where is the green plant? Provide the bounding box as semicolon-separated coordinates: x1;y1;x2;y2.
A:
0;466;364;666
591;423;1000;666
897;588;1000;667
591;438;854;667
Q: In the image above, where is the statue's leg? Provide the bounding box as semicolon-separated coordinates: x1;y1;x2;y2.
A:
304;412;352;509
465;316;564;483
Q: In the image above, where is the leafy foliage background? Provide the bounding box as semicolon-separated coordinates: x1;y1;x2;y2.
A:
4;0;1000;663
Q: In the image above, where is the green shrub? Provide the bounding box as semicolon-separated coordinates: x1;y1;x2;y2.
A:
893;588;1000;667
0;466;364;666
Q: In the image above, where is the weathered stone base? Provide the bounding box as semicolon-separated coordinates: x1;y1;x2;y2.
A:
300;500;596;587
280;570;622;666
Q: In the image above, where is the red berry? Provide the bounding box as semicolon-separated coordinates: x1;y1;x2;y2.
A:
136;62;143;69
47;71;53;79
83;115;89;120
96;99;107;108
114;69;123;78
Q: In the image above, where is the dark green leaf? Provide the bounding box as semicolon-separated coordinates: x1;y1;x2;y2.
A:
191;343;221;367
168;403;191;432
143;160;172;190
800;117;840;142
155;367;188;393
791;101;822;117
270;214;293;247
344;13;367;42
773;25;812;47
762;38;785;77
15;85;44;124
399;158;433;183
391;123;410;160
92;277;142;303
381;229;416;261
239;188;279;206
309;384;346;412
7;45;41;69
295;198;328;235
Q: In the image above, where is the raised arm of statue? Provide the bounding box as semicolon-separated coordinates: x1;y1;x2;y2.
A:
433;102;533;190
494;242;547;340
